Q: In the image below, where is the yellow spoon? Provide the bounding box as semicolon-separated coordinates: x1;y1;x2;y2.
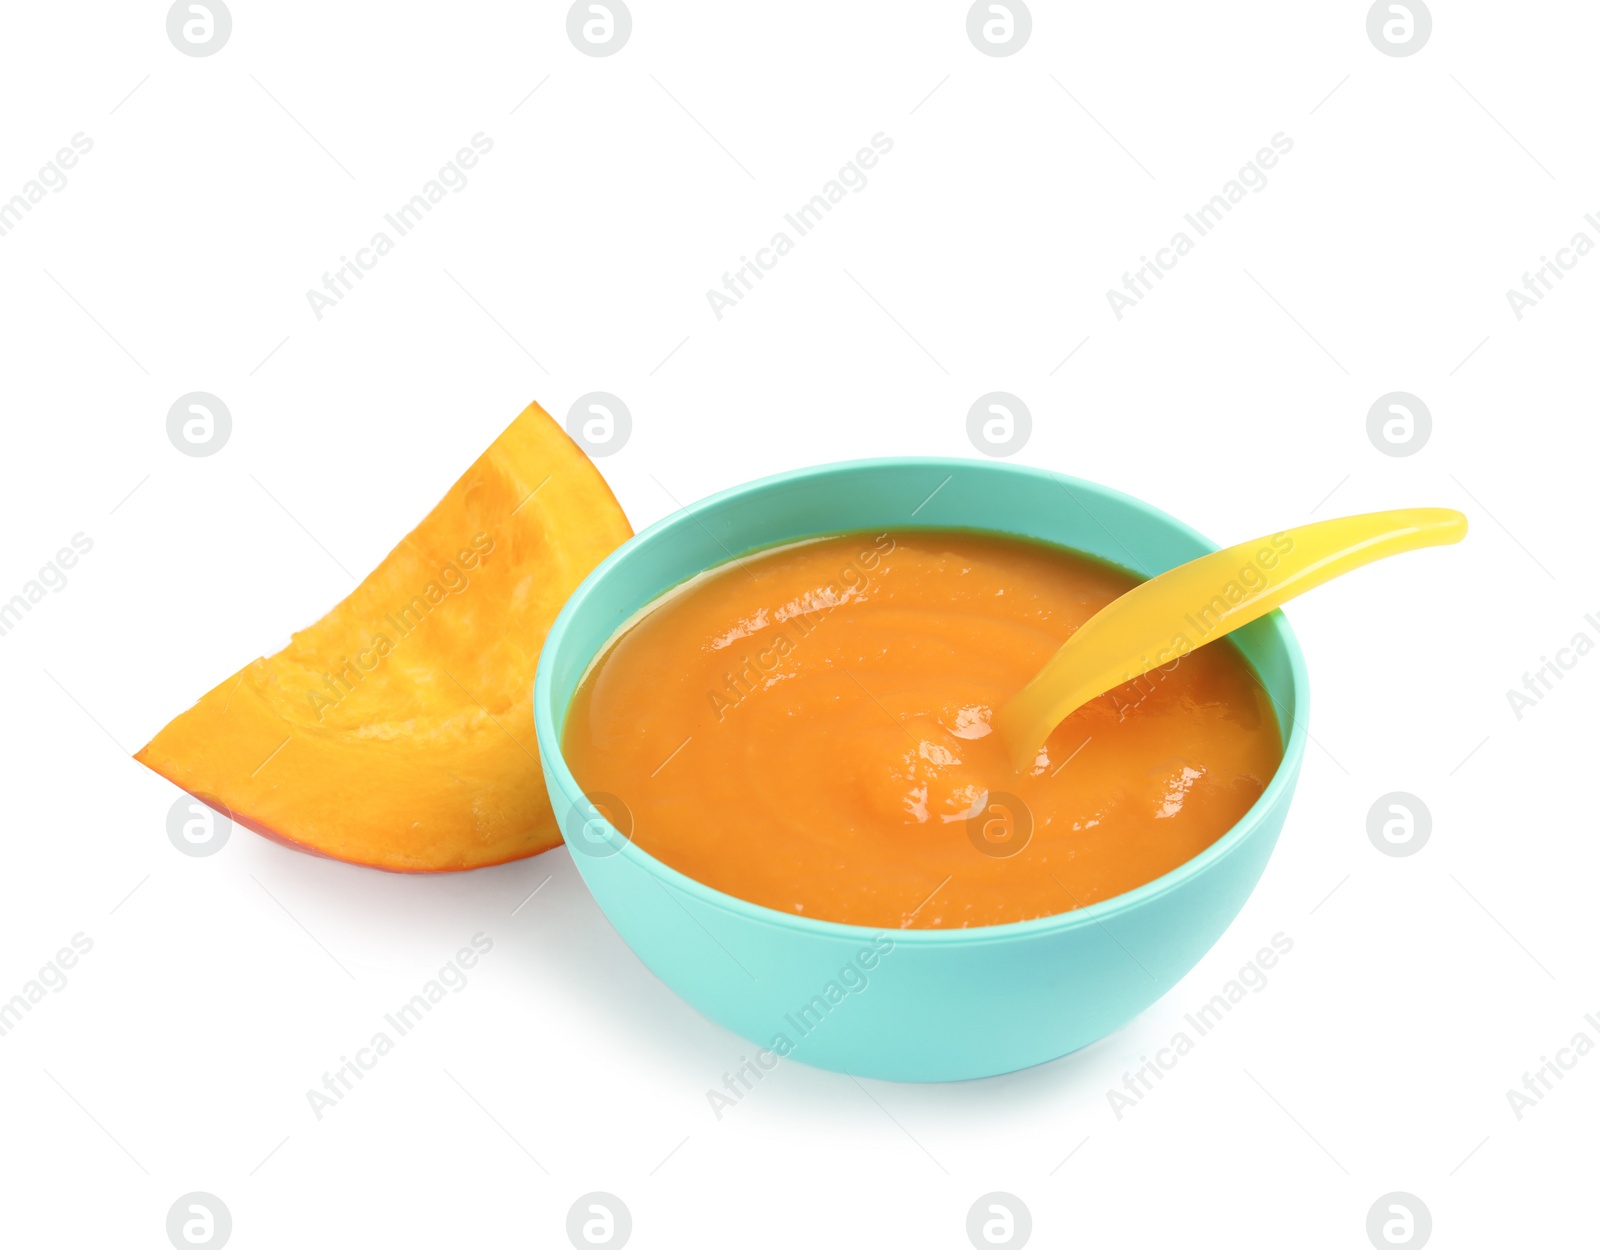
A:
993;507;1468;771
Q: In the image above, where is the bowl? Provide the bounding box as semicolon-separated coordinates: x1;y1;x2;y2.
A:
532;458;1308;1081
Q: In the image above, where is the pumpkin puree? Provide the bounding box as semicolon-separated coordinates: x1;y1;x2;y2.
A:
564;530;1283;929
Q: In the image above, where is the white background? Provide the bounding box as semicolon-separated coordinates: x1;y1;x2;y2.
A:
1;2;1595;1247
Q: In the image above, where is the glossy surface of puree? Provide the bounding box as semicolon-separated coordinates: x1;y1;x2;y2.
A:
563;531;1284;929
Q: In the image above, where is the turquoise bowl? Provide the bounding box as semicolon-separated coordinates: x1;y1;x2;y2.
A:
532;458;1308;1082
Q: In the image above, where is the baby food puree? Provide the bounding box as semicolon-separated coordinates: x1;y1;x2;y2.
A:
563;530;1283;929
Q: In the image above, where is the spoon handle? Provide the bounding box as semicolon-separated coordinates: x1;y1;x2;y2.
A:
994;507;1468;770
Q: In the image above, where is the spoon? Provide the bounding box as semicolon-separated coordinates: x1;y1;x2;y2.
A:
993;507;1468;771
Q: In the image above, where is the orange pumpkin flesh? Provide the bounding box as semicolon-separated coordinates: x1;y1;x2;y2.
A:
134;402;632;871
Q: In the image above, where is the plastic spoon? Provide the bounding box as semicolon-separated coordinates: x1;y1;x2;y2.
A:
993;507;1468;771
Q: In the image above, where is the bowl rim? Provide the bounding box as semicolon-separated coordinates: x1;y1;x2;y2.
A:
533;456;1310;947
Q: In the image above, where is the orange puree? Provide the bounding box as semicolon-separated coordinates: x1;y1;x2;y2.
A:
562;530;1283;929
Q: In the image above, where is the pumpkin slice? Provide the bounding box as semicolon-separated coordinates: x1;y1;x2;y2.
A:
135;401;632;871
